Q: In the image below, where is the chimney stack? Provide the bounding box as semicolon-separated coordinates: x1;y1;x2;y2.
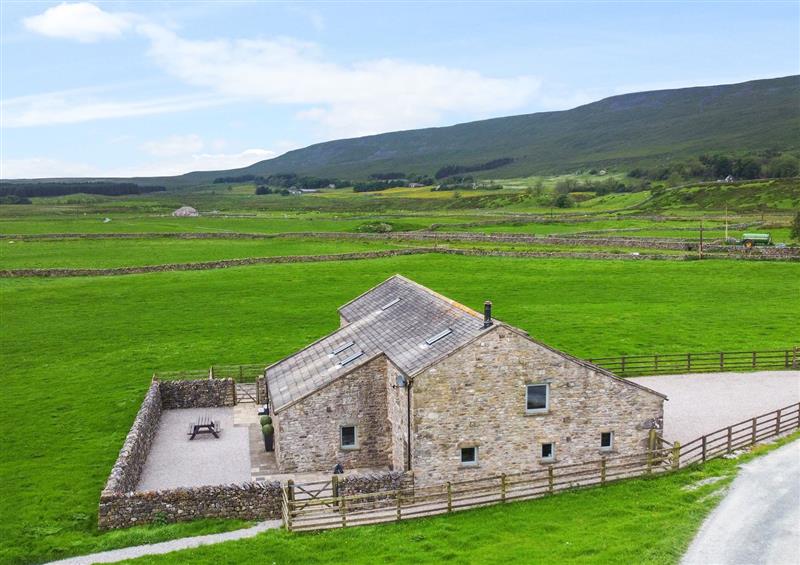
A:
483;301;493;328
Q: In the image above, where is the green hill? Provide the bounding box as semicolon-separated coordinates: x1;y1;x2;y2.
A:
172;75;799;184
10;75;799;186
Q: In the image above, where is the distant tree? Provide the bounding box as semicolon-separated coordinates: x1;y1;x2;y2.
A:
553;194;574;208
733;157;761;179
791;211;800;242
768;155;799;178
255;185;272;195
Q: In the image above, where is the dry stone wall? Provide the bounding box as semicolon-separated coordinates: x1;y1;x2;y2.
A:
99;482;282;529
99;378;282;529
159;378;236;408
102;382;162;495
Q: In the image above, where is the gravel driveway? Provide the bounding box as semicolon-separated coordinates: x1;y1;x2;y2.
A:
629;371;800;444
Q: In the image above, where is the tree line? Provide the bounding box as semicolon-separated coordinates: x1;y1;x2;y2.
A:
627;151;799;184
434;157;514;180
0;182;166;198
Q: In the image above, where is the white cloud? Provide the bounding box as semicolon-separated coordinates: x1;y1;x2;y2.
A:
23;2;132;43
1;148;279;179
141;134;205;157
138;24;541;137
1;89;228;128
0;157;99;179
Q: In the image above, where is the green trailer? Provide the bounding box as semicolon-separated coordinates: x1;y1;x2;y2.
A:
739;233;772;248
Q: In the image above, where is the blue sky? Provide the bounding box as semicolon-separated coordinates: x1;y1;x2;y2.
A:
1;1;798;178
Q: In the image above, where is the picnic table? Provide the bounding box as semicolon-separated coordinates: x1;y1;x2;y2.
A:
188;414;221;440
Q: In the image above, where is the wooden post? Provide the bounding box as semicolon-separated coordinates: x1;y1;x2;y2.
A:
331;475;339;511
654;354;659;373
776;409;781;435
687;353;692;372
600;458;607;485
786;350;790;369
751;417;757;445
672;442;681;470
727;427;732;454
500;474;507;502
446;482;453;512
793;346;798;369
341;496;347;527
287;479;295;503
209;366;214;379
239;365;243;381
699;221;703;259
621;356;626;375
701;436;707;463
720;352;724;371
548;467;554;494
752;351;757;369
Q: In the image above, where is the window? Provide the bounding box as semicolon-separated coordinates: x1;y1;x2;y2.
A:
541;442;555;461
340;425;357;449
600;432;613;451
526;384;549;414
461;446;478;466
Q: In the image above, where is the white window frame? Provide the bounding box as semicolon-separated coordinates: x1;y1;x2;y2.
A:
460;446;478;467
540;442;555;462
600;431;614;451
526;383;550;414
340;425;358;449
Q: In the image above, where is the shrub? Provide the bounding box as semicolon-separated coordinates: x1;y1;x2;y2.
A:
260;415;272;426
262;423;274;436
553;194;575;208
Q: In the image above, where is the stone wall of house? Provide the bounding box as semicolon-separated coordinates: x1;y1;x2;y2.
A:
410;326;665;486
276;354;403;473
255;375;268;405
98;481;282;529
102;381;162;495
385;360;409;471
159;378;236;408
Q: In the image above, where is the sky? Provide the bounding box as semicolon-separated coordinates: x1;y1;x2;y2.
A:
1;1;798;179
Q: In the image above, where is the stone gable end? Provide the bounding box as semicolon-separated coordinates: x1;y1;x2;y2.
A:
411;326;664;485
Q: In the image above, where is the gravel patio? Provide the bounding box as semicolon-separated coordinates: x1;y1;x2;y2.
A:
137;407;251;491
629;370;800;444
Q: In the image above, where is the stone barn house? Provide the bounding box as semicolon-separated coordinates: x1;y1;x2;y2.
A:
265;275;665;485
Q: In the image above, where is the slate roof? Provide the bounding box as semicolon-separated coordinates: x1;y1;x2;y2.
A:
266;275;493;411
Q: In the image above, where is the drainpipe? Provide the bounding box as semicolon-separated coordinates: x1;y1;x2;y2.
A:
406;377;413;471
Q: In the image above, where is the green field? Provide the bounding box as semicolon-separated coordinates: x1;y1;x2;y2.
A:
2;254;799;564
0;175;798;564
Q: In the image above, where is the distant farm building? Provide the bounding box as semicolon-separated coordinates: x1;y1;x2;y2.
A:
172;206;199;217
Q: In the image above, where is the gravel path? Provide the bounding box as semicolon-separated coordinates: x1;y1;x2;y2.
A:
45;520;281;565
137;408;250;491
629;371;800;444
682;439;800;565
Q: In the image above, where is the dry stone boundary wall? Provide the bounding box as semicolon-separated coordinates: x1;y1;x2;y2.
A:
98;378;279;529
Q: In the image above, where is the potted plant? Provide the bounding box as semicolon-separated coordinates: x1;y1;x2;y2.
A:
262;423;274;452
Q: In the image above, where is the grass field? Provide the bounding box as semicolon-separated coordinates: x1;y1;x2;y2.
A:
2;254;799;564
121;433;800;565
0;238;403;269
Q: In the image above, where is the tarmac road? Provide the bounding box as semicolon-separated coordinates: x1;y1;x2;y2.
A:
681;439;800;565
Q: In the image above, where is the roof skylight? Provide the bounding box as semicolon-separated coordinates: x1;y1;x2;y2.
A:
381;297;401;310
425;328;453;346
331;341;355;355
339;351;365;366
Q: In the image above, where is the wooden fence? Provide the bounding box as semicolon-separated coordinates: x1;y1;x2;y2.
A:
154;363;265;383
283;401;800;532
587;347;799;377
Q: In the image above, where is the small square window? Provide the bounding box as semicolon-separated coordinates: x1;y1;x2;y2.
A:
541;442;555;461
600;432;613;450
526;384;549;414
340;426;357;449
461;446;477;466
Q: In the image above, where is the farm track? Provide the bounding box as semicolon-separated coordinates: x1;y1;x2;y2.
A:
2;246;796;278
